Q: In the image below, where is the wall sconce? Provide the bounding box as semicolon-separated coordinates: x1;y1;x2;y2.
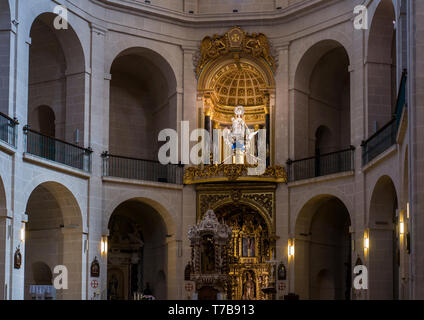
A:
364;232;369;251
400;221;405;235
288;239;295;257
101;235;108;255
20;225;25;242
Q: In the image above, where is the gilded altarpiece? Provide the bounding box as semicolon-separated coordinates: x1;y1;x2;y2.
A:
196;184;278;300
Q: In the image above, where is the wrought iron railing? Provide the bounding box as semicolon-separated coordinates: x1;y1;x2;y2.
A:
24;126;92;172
102;152;184;185
0;112;18;147
287;147;355;182
361;118;397;166
362;70;407;166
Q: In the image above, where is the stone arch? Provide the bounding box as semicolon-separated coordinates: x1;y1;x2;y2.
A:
24;181;84;300
368;174;399;300
106;198;172;300
0;174;6;216
105;42;181;90
291;189;354;232
108;47;178;161
21;3;89;73
292;39;351;159
105;195;176;238
210;199;273;235
0;174;7;299
0;0;11;113
27;11;87;144
366;0;397;136
294;194;352;300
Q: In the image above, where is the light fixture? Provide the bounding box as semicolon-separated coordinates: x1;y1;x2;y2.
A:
400;221;405;235
101;235;108;255
288;239;295;257
407;202;410;219
20;225;25;242
364;234;369;250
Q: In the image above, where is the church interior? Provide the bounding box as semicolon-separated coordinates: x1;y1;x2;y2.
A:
0;0;423;301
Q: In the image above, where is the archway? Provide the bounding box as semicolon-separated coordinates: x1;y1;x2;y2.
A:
293;40;351;159
24;182;83;300
109;48;177;161
107;199;168;300
0;1;11;114
367;0;397;135
28;13;86;145
295;195;352;300
213;202;274;300
368;175;399;299
0;175;7;299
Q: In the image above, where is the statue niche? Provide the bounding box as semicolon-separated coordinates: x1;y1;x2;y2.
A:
188;210;232;299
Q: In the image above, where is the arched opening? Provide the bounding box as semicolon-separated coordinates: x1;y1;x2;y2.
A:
109;48;177;161
0;1;11;114
24;182;83;300
31;105;56;137
368;175;399;299
0;175;7;299
295;195;352;300
367;0;397;135
315;126;333;156
107;199;168;300
293;40;351;159
212;202;274;300
28;13;86;145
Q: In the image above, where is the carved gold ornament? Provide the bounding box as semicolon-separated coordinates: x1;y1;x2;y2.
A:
184;164;287;184
196;27;276;77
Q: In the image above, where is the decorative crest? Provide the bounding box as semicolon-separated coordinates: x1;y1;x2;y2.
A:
196;27;276;77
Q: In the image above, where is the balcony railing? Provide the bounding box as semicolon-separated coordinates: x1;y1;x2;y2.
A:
362;70;407;166
24;126;92;172
361;118;397;166
0;112;18;147
102;152;184;185
286;147;355;182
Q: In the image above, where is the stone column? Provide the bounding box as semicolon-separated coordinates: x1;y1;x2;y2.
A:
88;23;108;300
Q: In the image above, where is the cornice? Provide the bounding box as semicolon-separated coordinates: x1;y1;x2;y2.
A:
88;0;338;27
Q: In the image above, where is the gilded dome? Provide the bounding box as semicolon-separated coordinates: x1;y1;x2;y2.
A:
210;63;266;107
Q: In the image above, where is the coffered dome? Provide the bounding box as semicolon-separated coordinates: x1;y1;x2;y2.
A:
210;63;266;107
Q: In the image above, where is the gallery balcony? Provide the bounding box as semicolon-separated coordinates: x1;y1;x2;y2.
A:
23;126;92;172
0;111;18;147
362;70;407;166
286;147;355;183
101;152;184;185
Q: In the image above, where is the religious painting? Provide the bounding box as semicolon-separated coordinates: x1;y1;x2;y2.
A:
277;263;286;280
14;248;22;269
91;257;100;277
242;237;255;257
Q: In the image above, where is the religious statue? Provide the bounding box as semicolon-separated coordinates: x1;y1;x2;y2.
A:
223;106;258;164
242;272;256;300
201;235;215;273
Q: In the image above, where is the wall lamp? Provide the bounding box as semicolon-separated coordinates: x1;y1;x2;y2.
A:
364;231;370;251
400;221;405;235
101;235;108;255
288;239;295;257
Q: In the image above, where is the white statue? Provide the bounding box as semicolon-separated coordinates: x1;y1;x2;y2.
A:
223;106;259;164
